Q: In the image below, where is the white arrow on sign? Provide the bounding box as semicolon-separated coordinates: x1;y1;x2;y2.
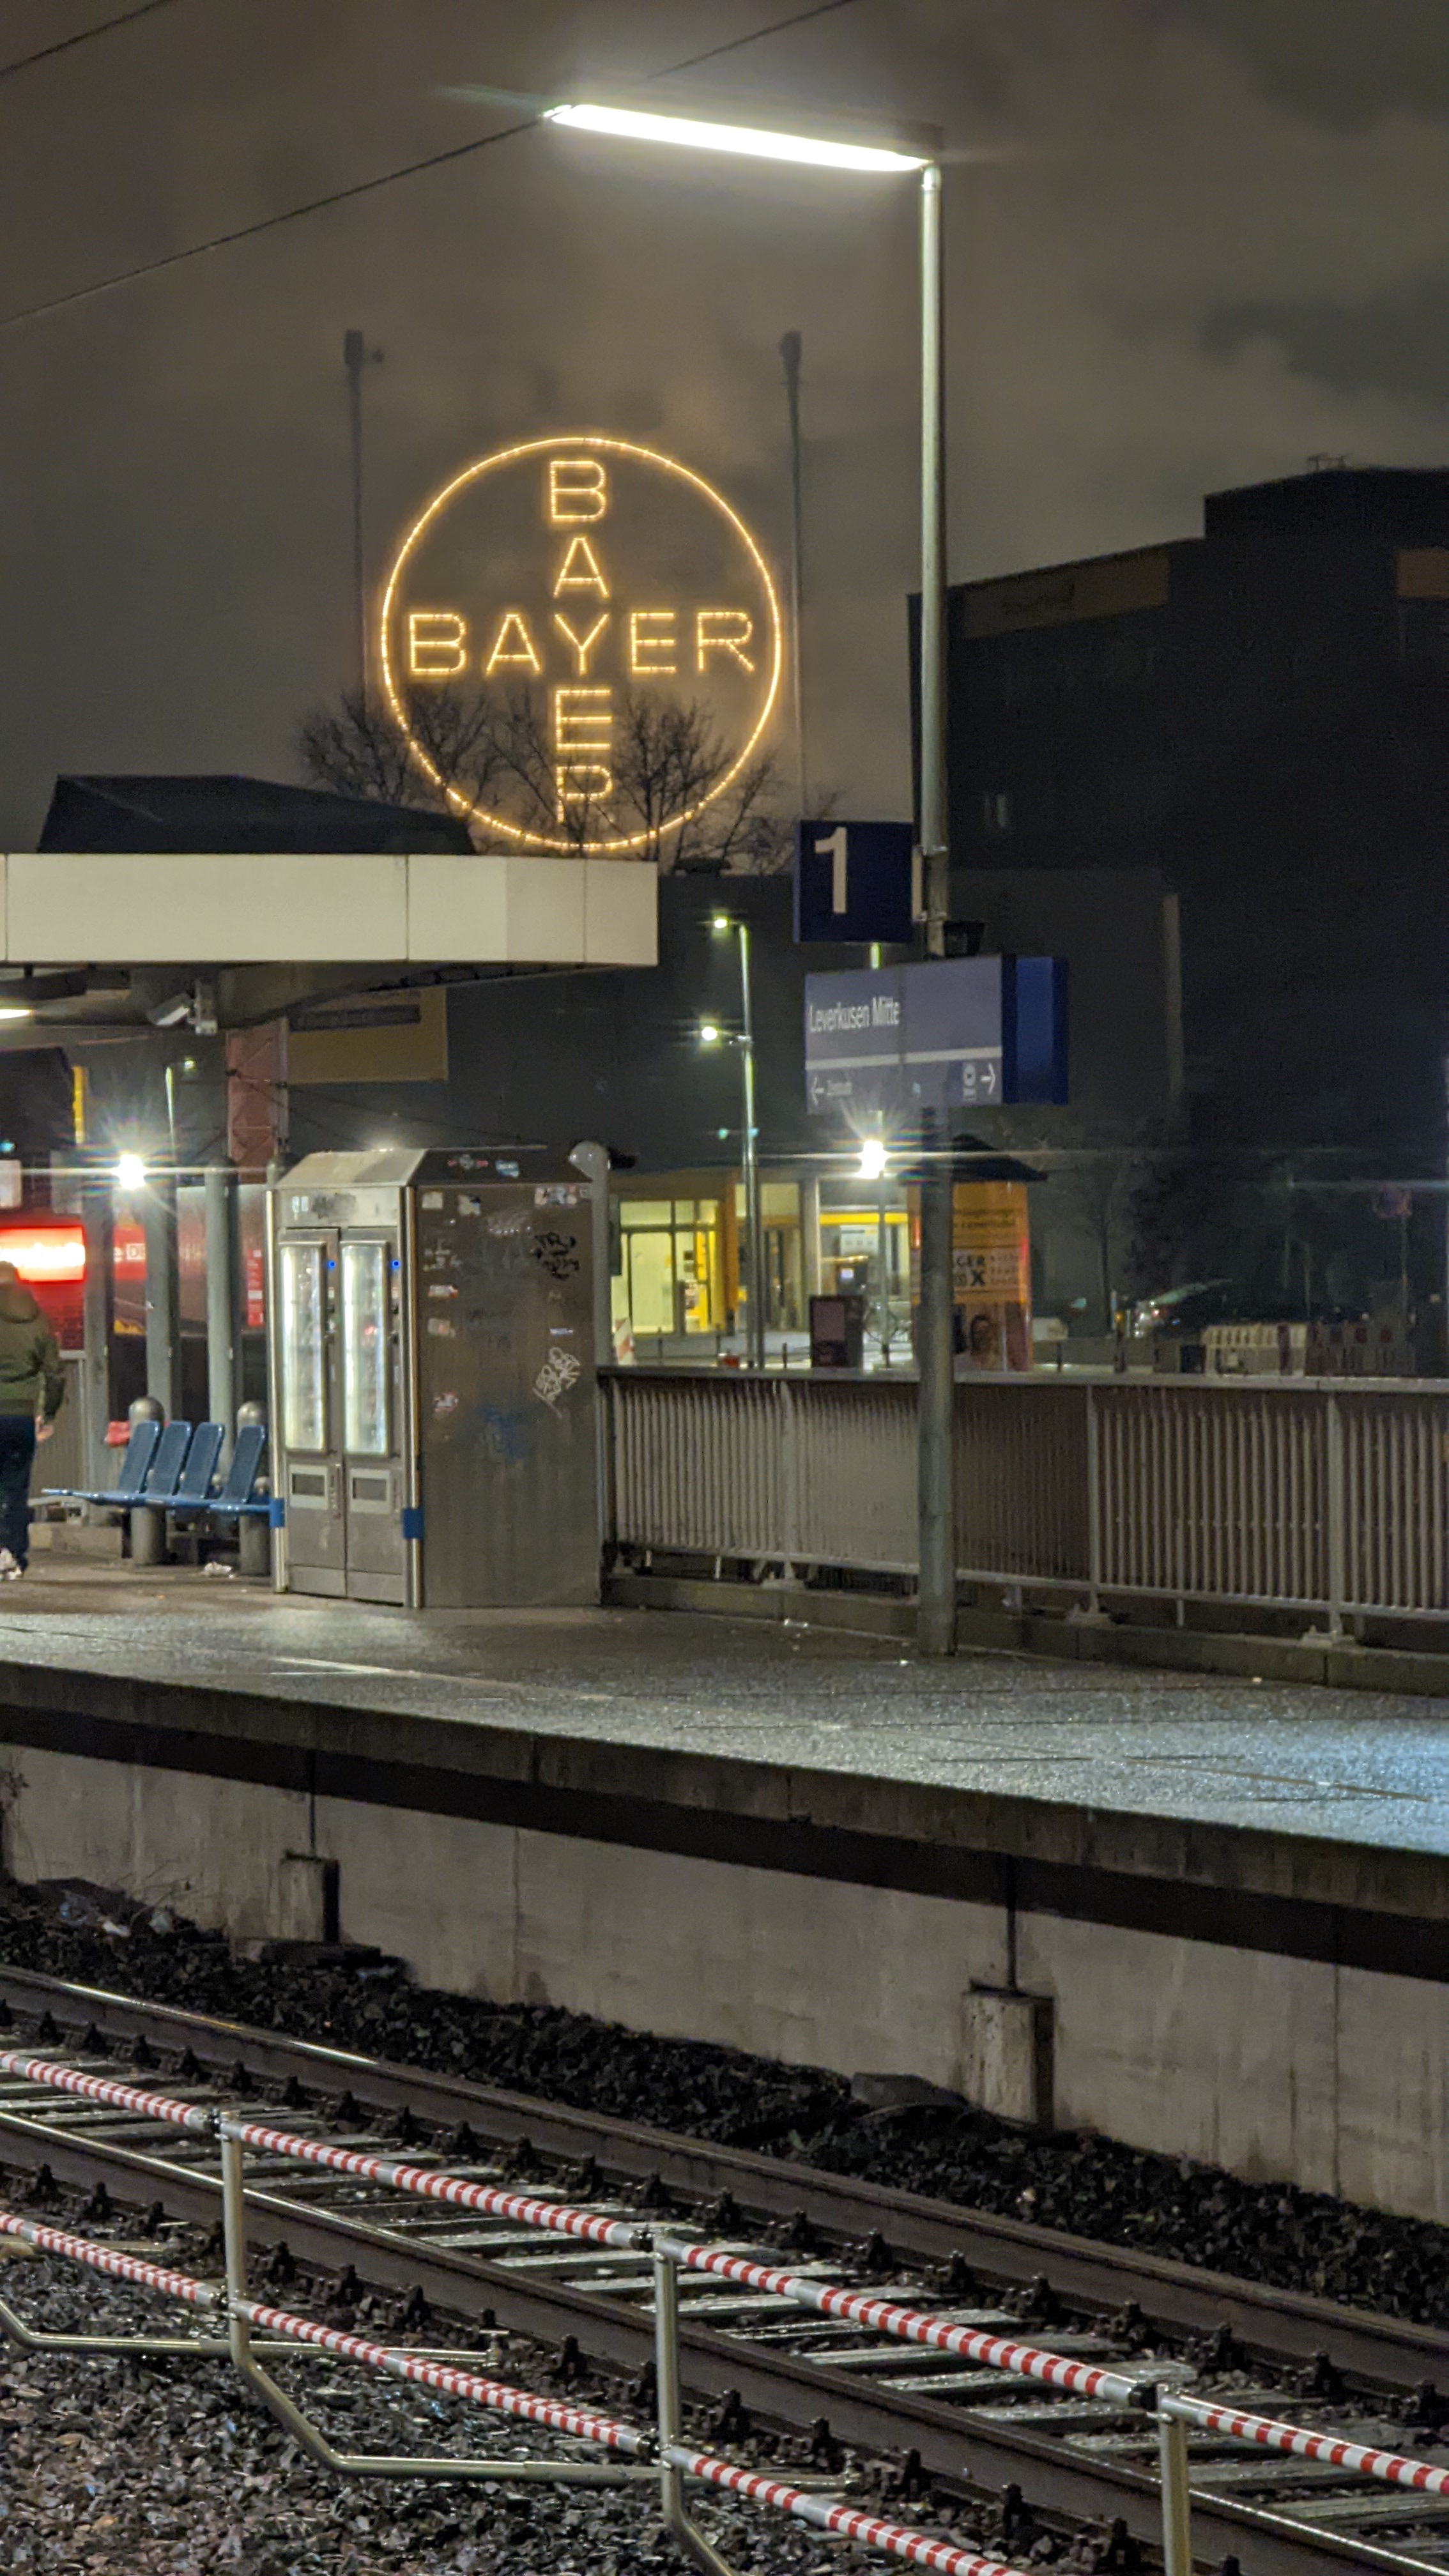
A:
981;1061;997;1096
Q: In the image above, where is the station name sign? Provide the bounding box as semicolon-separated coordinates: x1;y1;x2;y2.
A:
379;433;783;855
804;956;1069;1114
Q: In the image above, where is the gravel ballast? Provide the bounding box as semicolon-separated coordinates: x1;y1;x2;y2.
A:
0;2253;849;2575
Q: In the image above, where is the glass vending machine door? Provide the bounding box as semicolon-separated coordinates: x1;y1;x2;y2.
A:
279;1234;345;1593
339;1234;408;1603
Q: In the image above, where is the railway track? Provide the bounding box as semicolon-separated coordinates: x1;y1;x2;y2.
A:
0;1963;1446;2576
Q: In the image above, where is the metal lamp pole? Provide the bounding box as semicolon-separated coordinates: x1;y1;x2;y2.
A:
915;155;958;1657
780;328;809;820
736;925;767;1372
542;99;951;1606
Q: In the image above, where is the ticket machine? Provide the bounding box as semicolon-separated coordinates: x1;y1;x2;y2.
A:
268;1147;597;1607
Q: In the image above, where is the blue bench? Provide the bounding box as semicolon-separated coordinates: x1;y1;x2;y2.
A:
43;1416;191;1512
169;1422;268;1522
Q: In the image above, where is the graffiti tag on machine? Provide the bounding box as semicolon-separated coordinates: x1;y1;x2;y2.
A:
534;1347;582;1409
530;1229;580;1281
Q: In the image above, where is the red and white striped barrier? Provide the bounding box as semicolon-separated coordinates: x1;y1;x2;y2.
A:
0;2048;211;2133
0;2209;220;2305
1165;2393;1449;2499
0;2050;641;2250
238;2299;646;2452
671;2451;1019;2575
0;2204;644;2455
19;2046;1449;2573
222;2117;643;2251
656;2237;1146;2407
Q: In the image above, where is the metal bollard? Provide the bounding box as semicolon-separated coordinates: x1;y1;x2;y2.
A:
1157;2400;1194;2576
130;1505;166;1568
237;1512;271;1579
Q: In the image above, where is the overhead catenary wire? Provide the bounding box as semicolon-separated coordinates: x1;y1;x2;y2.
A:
0;0;180;84
2;0;866;330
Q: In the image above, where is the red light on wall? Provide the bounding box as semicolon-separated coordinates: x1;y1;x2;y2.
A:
0;1225;86;1282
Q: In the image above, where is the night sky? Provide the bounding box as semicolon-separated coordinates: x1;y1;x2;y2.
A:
3;0;1448;852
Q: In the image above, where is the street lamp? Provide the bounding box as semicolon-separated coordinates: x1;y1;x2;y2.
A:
114;1153;146;1194
704;912;766;1372
548;99;956;1648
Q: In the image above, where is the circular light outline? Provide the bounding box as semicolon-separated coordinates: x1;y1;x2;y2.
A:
378;432;784;855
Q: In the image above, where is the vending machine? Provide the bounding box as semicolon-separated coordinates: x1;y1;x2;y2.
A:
268;1147;597;1607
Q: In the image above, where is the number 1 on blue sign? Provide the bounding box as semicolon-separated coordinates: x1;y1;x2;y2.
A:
816;826;848;915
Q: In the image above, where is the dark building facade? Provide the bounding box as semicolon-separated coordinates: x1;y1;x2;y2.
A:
945;466;1449;1315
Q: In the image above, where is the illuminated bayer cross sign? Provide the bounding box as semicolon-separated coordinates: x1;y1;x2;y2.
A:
379;434;783;855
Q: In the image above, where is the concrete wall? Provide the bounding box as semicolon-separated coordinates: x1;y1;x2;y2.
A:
8;1738;1446;2224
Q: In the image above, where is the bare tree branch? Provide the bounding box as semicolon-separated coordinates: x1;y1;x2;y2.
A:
297;684;799;871
298;687;505;827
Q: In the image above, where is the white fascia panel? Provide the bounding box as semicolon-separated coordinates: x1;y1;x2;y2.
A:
405;854;509;960
501;857;586;963
584;860;658;965
3;850;658;969
7;854;407;962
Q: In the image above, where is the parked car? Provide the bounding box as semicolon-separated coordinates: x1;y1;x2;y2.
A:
1127;1280;1238;1341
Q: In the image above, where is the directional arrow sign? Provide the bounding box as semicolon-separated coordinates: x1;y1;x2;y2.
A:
901;956;1004;1112
802;966;905;1117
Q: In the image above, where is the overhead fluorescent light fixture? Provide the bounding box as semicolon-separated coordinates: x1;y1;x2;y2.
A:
546;103;930;174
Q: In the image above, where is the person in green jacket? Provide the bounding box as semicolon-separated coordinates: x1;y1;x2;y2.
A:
0;1262;65;1577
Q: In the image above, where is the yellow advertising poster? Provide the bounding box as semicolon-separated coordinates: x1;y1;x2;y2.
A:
910;1180;1033;1370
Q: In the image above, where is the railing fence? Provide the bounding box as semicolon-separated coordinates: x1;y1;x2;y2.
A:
604;1369;1449;1636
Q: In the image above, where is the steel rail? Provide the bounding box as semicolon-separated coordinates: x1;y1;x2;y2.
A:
1;2000;1446;2574
0;1962;1438;2391
0;2091;1430;2576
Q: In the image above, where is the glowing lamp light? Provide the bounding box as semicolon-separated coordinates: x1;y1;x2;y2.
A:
699;1022;723;1048
857;1137;889;1183
546;103;930;175
710;913;733;934
114;1153;146;1193
0;1007;34;1025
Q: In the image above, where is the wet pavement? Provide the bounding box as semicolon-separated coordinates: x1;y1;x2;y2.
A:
2;1561;1449;1857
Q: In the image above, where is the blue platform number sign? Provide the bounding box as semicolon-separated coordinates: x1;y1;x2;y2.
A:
793;820;916;946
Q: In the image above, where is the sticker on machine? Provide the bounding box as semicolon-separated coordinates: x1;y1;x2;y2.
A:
432;1391;459;1419
425;1317;456;1338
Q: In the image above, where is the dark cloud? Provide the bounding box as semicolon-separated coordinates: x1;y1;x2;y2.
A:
3;0;1448;850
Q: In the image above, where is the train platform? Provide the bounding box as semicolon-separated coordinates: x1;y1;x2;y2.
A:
0;1556;1447;1853
1;1560;1447;2227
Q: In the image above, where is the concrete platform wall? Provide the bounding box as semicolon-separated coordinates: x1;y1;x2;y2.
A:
8;1740;1446;2225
